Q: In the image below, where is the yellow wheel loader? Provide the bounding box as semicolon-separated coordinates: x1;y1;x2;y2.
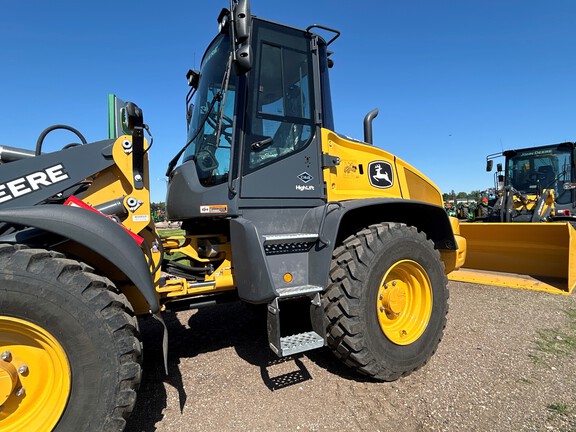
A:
0;1;465;430
449;141;576;294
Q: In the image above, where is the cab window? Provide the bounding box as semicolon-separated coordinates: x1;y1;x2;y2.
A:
245;20;314;173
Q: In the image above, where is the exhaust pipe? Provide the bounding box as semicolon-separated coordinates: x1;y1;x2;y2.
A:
363;108;379;145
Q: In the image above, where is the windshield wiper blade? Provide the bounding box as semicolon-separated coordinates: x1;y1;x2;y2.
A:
165;92;222;177
214;54;233;148
165;53;234;178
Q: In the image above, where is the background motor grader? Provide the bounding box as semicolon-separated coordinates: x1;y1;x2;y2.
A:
0;1;465;431
449;141;576;294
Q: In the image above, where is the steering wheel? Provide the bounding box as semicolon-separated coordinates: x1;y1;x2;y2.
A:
207;112;233;141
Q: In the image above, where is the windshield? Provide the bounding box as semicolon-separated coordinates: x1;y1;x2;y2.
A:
506;146;573;202
183;33;236;187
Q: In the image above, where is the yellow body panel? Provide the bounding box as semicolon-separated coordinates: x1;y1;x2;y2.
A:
81;135;153;237
449;222;576;294
320;128;442;206
320;128;464;275
441;216;467;274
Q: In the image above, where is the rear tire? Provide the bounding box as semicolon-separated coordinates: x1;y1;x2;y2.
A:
0;245;142;432
322;223;449;381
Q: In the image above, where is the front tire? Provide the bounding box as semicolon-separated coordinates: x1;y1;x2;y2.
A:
0;245;142;432
322;223;449;381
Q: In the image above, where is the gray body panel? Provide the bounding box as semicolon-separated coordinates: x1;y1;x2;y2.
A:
231;198;456;303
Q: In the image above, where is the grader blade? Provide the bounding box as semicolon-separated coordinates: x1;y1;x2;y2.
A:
448;222;576;295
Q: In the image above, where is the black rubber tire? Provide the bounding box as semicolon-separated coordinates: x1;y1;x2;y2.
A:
322;223;449;381
0;244;142;431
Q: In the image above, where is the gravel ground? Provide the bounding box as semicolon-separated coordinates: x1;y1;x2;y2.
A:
125;281;576;432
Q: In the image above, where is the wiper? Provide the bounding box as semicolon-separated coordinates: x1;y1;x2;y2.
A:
214;54;233;149
165;53;233;177
165;93;221;177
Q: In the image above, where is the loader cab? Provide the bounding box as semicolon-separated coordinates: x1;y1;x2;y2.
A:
167;2;337;222
501;142;576;210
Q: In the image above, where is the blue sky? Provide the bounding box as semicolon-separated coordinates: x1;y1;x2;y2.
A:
1;1;575;203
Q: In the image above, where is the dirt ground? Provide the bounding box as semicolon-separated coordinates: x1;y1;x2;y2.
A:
125;281;576;432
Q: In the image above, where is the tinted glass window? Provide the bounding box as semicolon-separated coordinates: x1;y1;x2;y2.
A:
245;21;314;173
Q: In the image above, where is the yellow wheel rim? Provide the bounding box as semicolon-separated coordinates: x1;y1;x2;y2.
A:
376;260;433;345
0;316;71;432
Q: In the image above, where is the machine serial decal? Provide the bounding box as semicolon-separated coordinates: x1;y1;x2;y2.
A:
368;161;393;189
200;204;228;214
0;163;70;203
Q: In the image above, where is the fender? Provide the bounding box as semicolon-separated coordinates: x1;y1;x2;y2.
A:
303;198;458;289
0;204;159;313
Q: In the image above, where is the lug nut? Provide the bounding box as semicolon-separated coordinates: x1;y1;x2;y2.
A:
1;351;11;362
18;365;29;375
15;387;25;397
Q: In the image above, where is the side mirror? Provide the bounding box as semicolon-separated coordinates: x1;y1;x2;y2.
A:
486;160;493;172
234;44;252;74
496;163;502;172
232;0;252;74
186;69;200;90
217;8;230;34
234;0;251;42
123;102;143;131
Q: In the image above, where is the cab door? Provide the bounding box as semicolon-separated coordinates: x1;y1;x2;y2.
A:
239;18;324;203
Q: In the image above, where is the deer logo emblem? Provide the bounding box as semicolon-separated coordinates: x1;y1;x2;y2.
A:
368;161;393;189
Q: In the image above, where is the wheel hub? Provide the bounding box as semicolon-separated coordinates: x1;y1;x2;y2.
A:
0;316;70;432
381;281;407;317
0;358;18;406
376;260;433;346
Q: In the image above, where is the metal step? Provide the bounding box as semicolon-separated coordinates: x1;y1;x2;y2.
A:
263;233;319;243
279;331;324;356
267;293;326;357
275;285;322;298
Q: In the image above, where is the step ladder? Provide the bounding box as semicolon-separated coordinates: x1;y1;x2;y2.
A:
267;285;326;357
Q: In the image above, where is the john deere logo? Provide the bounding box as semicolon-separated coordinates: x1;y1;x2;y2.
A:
368;161;393;189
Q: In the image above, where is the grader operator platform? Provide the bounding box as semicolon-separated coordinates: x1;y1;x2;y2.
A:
0;1;465;430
